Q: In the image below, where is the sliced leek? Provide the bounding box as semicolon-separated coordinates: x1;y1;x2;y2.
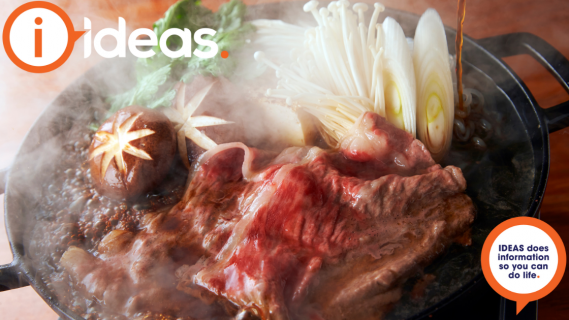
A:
382;17;416;137
252;2;455;161
413;9;454;161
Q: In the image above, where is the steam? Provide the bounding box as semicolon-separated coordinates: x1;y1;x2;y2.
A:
0;0;127;170
1;1;417;319
0;0;164;318
0;0;553;320
3;0;310;317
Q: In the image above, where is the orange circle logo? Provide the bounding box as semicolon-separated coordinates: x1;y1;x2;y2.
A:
481;217;566;314
2;1;85;73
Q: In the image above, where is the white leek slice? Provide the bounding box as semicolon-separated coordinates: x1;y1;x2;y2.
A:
413;9;454;161
382;17;416;137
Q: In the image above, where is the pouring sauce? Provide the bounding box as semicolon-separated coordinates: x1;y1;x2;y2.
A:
456;0;466;111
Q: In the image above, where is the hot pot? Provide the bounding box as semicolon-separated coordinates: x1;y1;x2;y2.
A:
1;4;568;320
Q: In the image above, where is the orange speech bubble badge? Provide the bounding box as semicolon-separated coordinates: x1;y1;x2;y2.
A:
2;1;85;73
481;217;566;314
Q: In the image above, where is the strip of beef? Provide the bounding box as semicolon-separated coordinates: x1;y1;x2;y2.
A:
60;112;474;320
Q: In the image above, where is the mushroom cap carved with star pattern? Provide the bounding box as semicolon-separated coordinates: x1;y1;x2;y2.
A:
89;106;177;200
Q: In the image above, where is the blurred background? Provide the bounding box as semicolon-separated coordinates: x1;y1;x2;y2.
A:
0;0;568;319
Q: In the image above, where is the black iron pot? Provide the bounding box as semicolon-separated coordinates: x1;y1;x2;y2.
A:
1;5;569;320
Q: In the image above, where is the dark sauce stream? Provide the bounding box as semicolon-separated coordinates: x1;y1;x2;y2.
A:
456;0;466;111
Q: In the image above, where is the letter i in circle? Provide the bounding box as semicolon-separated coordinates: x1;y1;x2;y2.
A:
34;17;43;58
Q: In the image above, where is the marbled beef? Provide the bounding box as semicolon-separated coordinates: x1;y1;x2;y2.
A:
61;112;475;320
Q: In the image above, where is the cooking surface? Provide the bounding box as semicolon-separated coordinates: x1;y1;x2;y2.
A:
0;0;568;319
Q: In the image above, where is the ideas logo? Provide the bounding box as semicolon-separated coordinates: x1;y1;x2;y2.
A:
3;1;84;73
3;1;220;73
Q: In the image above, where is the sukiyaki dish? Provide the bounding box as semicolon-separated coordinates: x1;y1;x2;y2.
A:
29;1;481;319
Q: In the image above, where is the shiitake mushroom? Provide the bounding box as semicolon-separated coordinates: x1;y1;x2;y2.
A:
89;106;176;200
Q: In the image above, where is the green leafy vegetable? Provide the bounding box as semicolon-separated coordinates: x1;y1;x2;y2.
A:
147;87;177;109
153;0;214;53
106;0;255;117
108;64;172;114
